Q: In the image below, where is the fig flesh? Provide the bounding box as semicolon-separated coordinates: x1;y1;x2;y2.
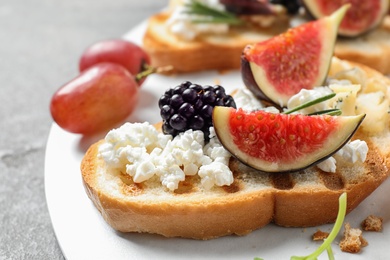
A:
302;0;390;37
212;106;365;173
241;5;348;107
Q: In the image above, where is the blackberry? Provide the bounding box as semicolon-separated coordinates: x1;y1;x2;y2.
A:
159;81;236;139
270;0;301;15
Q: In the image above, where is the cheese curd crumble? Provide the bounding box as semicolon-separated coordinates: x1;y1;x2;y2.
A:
317;140;369;173
99;122;233;191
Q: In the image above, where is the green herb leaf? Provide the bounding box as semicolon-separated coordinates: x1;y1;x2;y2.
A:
290;192;347;260
183;0;243;25
326;246;335;260
308;109;342;116
283;93;337;115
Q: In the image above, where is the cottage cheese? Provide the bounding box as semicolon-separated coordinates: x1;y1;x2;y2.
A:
99;122;233;191
316;157;337;173
317;140;369;173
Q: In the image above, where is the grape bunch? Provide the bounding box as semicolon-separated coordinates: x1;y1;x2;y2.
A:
159;81;236;139
50;39;151;134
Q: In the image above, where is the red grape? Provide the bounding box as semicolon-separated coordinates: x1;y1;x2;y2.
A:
79;39;151;85
50;62;139;135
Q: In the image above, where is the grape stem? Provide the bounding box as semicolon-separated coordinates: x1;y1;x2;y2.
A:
135;65;174;83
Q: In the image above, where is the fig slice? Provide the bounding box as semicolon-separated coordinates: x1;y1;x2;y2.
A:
212;106;365;173
241;5;348;108
302;0;390;37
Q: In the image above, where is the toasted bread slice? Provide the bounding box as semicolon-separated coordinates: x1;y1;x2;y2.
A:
81;131;390;240
81;60;390;240
143;10;390;74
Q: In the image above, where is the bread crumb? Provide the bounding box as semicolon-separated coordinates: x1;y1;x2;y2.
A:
361;215;383;232
312;229;329;241
339;223;368;253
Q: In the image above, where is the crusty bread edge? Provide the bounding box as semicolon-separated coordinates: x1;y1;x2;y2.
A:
273;134;390;227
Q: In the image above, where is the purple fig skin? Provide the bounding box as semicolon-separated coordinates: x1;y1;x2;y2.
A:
240;6;349;108
219;0;275;15
241;50;282;108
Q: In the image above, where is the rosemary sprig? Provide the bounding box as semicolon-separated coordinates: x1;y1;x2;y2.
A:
283;93;340;115
183;0;243;25
308;109;342;116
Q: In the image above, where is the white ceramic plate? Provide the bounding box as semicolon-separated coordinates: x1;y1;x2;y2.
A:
45;21;390;260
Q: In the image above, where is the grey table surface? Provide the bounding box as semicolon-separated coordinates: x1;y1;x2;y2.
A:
0;0;166;259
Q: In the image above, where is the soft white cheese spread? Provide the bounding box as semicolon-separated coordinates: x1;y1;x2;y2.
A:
167;0;229;40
